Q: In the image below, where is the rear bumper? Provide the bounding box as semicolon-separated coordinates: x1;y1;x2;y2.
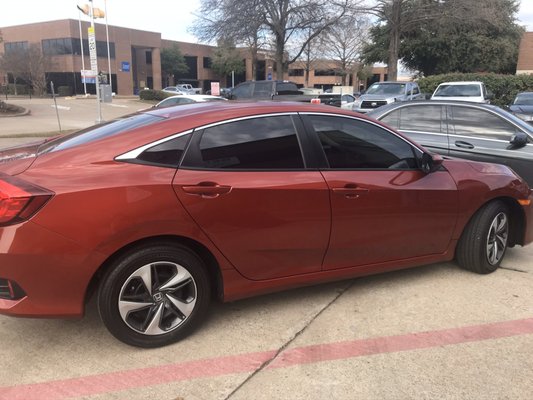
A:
0;221;103;318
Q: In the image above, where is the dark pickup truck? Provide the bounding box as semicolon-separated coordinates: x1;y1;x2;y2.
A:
229;80;316;102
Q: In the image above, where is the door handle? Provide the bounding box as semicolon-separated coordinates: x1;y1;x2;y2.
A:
455;140;474;149
332;185;369;199
181;182;232;198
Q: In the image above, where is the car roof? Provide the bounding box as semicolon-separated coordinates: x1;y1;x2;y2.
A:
161;94;223;100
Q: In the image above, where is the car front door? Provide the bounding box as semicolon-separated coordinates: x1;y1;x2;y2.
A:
173;114;331;280
302;113;458;270
448;105;533;185
378;104;449;155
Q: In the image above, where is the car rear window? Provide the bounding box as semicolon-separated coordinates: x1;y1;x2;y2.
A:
38;114;164;154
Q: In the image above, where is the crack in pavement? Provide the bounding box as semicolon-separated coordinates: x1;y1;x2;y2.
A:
223;280;355;400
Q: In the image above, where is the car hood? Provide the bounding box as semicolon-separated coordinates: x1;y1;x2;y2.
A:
0;140;44;175
360;94;398;101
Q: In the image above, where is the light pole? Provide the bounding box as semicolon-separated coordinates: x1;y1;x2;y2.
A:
77;9;88;96
104;0;112;96
88;0;102;123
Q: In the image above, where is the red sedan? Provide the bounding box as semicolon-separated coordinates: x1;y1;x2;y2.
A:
0;102;532;347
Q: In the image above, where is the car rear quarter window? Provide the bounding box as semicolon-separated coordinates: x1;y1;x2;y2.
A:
136;134;191;167
38;114;163;154
307;115;417;169
451;106;517;141
182;116;305;170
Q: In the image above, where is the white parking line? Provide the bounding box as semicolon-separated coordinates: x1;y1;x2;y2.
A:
51;105;71;111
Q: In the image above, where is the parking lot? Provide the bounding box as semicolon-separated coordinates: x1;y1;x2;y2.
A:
1;97;533;400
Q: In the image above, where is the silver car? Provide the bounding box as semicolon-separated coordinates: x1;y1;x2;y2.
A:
368;100;533;186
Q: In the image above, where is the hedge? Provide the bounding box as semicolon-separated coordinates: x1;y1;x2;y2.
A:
139;89;173;101
417;73;533;107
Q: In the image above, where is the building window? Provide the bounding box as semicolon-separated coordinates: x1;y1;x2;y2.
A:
314;69;337;76
43;38;115;58
203;57;212;69
288;69;304;77
4;41;28;54
146;51;152;64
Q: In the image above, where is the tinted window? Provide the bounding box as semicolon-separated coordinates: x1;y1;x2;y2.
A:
434;84;481;97
38;114;163;154
451;106;517;140
253;82;272;98
399;105;444;133
308;115;416;169
231;83;252;99
136;134;191;167
182;116;304;169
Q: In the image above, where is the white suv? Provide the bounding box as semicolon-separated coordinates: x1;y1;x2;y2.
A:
431;81;491;103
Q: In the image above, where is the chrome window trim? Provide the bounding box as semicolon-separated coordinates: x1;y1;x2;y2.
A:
115;130;193;160
114;112;299;162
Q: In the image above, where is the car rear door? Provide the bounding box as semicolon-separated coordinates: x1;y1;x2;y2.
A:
172;114;331;280
448;105;533;185
302;113;458;270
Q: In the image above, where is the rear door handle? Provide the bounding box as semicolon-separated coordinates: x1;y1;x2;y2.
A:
181;182;232;198
455;140;474;149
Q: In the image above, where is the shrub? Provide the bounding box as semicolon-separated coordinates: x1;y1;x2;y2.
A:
139;89;173;101
417;73;533;107
5;84;30;95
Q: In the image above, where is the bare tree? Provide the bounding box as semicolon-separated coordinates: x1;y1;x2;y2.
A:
0;44;54;95
320;14;370;85
193;0;362;80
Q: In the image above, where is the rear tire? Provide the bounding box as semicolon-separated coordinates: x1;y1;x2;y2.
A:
456;201;509;274
97;243;210;348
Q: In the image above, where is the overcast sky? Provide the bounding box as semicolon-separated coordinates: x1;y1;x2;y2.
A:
0;0;532;43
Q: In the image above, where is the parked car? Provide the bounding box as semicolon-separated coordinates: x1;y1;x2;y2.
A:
431;81;492;103
176;84;202;95
508;92;533;124
229;80;314;101
154;94;227;108
161;86;186;95
351;81;424;113
368;100;533;185
316;93;357;109
1;101;532;347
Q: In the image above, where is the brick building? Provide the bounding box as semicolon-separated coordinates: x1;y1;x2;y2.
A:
517;32;533;75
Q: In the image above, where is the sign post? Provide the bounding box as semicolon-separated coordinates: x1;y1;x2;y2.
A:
88;8;102;123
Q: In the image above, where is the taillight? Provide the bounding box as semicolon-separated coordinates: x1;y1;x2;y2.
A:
0;173;53;226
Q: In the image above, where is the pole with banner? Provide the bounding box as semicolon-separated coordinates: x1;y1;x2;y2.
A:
88;1;102;123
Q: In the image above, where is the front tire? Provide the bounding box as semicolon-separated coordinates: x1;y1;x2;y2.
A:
97;243;210;348
456;201;509;274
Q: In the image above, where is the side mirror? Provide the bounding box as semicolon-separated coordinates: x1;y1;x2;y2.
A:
420;152;443;174
507;131;528;149
425;93;432;100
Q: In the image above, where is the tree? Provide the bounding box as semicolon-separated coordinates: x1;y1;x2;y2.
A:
210;39;246;79
0;43;53;95
160;44;188;87
194;0;360;79
362;0;522;80
320;14;370;85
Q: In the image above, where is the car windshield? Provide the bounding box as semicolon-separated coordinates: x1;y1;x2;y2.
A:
366;83;405;95
514;93;533;105
38;113;164;154
434;84;481;97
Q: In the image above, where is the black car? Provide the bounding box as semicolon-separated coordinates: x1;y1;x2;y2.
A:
508;92;533;124
368;100;533;186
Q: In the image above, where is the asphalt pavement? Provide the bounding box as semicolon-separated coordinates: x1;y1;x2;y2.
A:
0;96;533;400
